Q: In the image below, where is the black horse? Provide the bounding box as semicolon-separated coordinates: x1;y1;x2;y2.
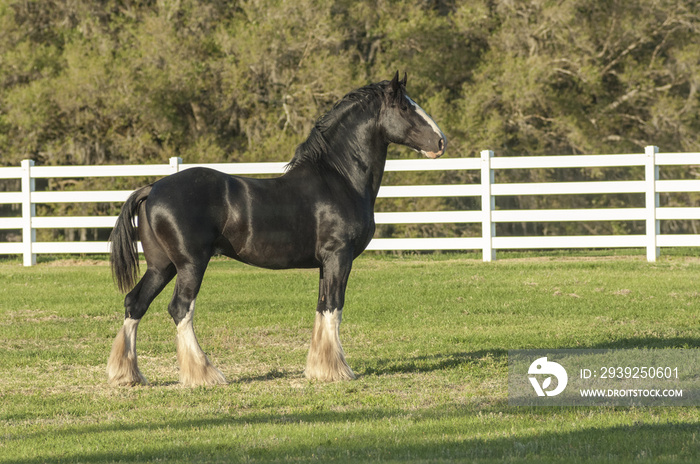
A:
107;73;446;386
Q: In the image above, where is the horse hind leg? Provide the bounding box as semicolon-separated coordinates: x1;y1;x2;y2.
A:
107;318;147;386
175;299;226;386
169;266;226;387
107;267;174;386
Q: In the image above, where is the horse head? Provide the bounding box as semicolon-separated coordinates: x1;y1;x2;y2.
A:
380;72;447;159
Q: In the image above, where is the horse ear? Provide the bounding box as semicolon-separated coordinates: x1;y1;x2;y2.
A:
401;72;407;87
390;71;400;93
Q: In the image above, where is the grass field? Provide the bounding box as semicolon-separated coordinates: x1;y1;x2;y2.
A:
1;253;699;463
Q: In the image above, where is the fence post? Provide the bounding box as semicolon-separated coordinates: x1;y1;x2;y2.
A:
481;150;496;262
169;156;183;173
20;159;36;266
645;145;660;262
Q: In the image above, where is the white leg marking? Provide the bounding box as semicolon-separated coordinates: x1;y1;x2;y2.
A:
305;309;355;382
122;317;139;355
176;300;226;387
107;318;148;386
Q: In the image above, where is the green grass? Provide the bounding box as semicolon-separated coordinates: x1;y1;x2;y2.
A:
1;254;699;463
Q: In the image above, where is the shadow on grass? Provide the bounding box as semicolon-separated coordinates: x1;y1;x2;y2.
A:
360;349;507;376
6;404;698;463
6;348;699;463
236;368;298;383
358;336;699;377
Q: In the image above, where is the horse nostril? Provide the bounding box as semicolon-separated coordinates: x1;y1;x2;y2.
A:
438;138;444;152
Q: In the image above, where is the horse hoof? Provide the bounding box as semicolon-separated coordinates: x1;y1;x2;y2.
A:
304;368;356;382
108;372;149;387
179;364;227;387
107;321;149;387
304;359;356;382
305;310;355;382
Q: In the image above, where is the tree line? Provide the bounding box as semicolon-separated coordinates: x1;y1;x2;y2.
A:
1;0;699;241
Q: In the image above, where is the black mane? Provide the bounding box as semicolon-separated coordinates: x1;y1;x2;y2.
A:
286;81;396;172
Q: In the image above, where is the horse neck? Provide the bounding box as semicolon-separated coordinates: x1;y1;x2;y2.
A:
324;114;389;202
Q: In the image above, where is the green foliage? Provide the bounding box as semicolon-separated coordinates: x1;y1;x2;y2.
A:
3;0;698;165
454;0;698;156
1;0;699;239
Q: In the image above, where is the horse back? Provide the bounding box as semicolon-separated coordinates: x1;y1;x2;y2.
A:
144;166;373;269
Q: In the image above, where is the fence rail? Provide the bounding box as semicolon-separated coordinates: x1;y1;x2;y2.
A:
1;146;700;265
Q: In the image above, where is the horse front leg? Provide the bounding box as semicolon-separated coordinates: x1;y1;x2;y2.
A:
305;253;356;381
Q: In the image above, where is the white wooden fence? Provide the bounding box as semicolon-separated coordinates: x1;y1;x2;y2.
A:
1;145;700;266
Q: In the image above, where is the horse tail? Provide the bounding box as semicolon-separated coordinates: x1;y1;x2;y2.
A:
110;185;152;293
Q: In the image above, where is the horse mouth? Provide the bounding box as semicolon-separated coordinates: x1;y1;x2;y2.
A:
422;150;442;159
421;137;446;159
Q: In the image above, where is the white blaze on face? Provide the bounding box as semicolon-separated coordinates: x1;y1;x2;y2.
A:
406;96;444;139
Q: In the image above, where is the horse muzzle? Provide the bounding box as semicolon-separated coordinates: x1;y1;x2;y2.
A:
422;135;447;159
